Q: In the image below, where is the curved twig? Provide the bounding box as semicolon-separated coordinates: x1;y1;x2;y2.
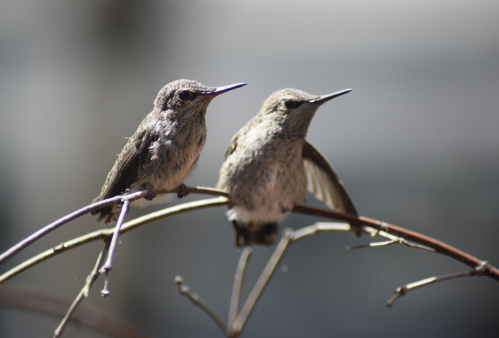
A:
234;229;293;332
54;243;110;337
101;199;130;275
346;238;435;252
0;197;228;285
224;221;498;336
0;192;144;265
292;205;499;281
386;270;482;307
175;276;228;335
0;189;492;338
228;247;252;336
2;197;498;286
0;187;228;265
1;185;497;338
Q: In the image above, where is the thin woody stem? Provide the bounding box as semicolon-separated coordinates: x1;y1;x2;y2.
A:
101;198;130;273
54;243;110;337
386;270;483;307
1;190;498;335
228;221;495;335
234;230;293;333
0;187;228;265
291;222;351;240
232;224;347;334
347;239;399;250
101;271;111;298
0;192;143;265
3;192;497;286
175;276;228;335
0;197;228;285
292;205;499;281
346;238;435;252
228;247;252;336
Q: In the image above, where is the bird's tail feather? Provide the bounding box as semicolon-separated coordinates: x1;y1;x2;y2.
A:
232;221;278;247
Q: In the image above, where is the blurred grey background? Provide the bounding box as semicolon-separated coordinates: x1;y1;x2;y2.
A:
0;0;498;337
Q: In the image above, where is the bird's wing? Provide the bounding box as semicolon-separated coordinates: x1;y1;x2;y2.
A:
95;124;155;202
302;141;358;217
224;133;239;159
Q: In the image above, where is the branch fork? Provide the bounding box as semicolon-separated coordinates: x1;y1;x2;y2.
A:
0;186;497;337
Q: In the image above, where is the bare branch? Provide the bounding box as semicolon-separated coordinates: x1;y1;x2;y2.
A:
0;191;144;265
291;222;351;241
225;220;497;335
231;224;350;334
228;247;252;336
101;199;130;274
346;238;435;252
2;186;498;337
4;190;497;287
54;243;110;337
174;275;228;335
0;197;228;285
234;229;293;333
0;187;228;265
98;199;130;297
347;239;399;249
386;270;483;307
292;205;499;281
101;271;111;298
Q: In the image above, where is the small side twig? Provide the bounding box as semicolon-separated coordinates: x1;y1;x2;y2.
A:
174;275;228;335
54;243;110;337
197;221;494;337
228;247;252;336
233;229;293;333
290;222;351;240
101;271;111;298
292;205;499;281
0;186;228;265
2;189;498;337
386;270;482;307
233;222;350;332
0;191;145;265
346;238;435;252
0;196;228;285
99;199;131;296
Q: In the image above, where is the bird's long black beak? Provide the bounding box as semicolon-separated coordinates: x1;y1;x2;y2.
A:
212;82;247;95
309;89;352;104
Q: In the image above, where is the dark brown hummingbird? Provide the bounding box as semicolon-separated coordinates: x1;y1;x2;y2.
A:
92;79;246;223
217;88;360;247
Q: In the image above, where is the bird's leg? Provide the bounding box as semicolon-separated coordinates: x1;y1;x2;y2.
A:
143;185;157;201
177;183;190;199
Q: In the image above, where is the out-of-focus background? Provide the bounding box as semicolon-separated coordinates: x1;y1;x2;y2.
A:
1;0;498;337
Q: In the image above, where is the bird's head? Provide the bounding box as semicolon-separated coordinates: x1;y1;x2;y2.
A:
154;79;246;119
258;88;352;138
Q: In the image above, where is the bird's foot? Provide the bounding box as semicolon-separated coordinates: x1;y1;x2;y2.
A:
144;186;157;201
177;184;189;199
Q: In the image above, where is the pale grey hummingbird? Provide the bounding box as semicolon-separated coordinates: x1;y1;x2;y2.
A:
217;88;360;247
92;79;246;224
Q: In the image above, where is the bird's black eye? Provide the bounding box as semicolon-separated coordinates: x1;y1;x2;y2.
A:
179;91;197;101
284;100;304;110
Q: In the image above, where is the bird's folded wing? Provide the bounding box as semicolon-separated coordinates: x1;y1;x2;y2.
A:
224;134;238;159
302;141;358;217
95;125;154;202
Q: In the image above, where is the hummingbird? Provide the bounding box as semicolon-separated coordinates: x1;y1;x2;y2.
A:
217;88;360;247
92;79;246;224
